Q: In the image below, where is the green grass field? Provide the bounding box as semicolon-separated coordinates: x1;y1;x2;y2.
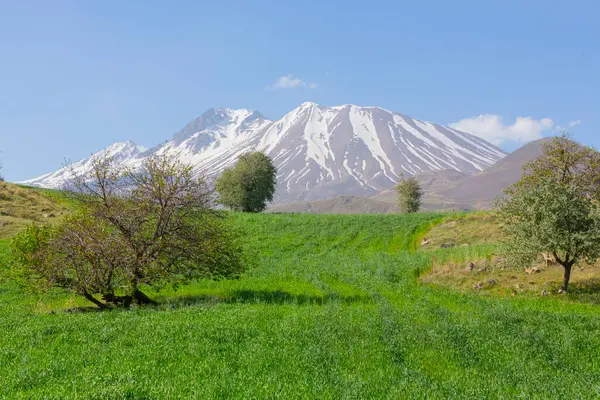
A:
1;213;600;398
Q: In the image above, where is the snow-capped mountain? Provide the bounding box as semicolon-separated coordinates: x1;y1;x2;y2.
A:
21;141;147;189
254;102;504;202
22;102;506;204
144;108;272;175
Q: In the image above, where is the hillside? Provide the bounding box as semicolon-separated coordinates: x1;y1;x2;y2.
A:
0;182;67;238
419;213;600;297
22;102;505;204
268;138;552;214
437;137;553;208
1;212;600;398
373;169;473;211
373;137;552;211
269;192;470;214
268;195;400;214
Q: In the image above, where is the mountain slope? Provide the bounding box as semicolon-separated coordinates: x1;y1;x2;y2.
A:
21;141;147;189
22;102;506;204
273;137;552;213
146;108;273;175
437;137;553;208
373;169;470;207
254;102;505;202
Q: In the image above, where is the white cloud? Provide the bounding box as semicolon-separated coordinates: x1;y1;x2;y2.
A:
266;74;316;90
555;119;583;132
449;114;554;146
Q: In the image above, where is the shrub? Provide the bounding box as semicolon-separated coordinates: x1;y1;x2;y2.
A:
396;175;422;213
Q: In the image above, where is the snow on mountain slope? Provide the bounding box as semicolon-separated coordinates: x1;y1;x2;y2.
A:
20;141;146;189
136;108;272;175
22;102;506;203
253;102;505;202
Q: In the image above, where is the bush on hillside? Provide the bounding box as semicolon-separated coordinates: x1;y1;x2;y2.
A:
396;175;422;213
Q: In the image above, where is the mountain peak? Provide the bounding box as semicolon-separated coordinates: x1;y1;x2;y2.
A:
172;107;267;145
97;141;146;163
108;140;142;150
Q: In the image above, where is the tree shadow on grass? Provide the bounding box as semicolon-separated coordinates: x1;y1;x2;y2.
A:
158;289;373;309
566;278;600;295
52;306;106;314
540;277;600;305
52;290;372;313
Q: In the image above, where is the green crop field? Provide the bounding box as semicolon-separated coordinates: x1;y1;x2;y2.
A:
1;213;600;399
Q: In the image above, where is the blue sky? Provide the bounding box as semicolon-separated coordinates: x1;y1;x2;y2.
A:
1;0;599;182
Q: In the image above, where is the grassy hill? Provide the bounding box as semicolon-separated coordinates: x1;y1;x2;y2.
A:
0;181;68;239
419;213;600;299
1;211;600;398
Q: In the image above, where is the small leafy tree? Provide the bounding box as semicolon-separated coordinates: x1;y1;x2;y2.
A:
515;133;600;199
498;133;600;292
498;178;600;292
11;153;244;308
216;152;277;212
396;174;422;213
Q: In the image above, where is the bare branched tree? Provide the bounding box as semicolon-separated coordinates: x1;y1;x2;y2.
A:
12;153;244;308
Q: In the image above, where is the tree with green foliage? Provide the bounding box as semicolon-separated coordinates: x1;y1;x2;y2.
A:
11;153;244;309
515;133;600;199
216;151;277;212
396;175;422;213
498;134;600;292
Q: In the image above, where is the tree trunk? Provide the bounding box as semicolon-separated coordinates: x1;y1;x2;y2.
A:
561;262;573;292
102;293;133;308
83;291;108;309
133;289;157;305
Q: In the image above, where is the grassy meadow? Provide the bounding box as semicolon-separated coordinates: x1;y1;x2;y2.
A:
1;212;600;398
